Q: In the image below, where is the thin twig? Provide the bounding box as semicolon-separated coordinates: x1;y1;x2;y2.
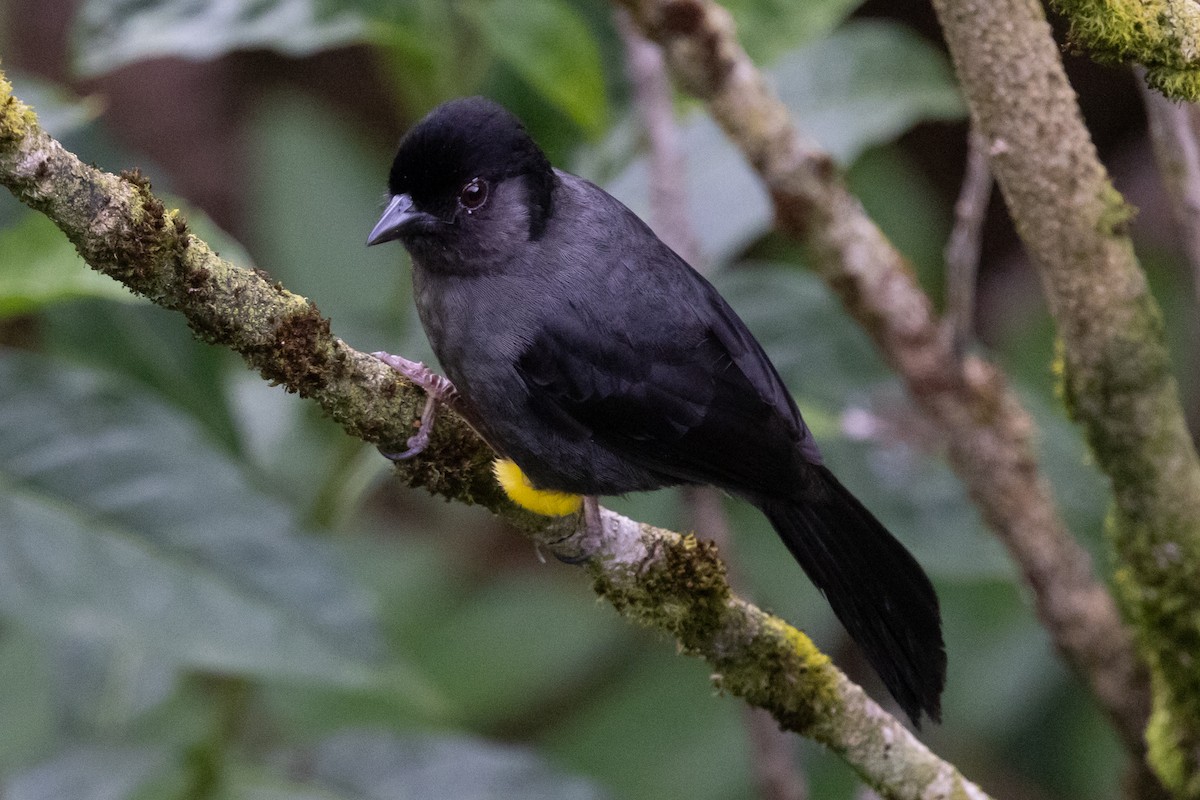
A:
944;125;993;354
616;8;701;265
745;707;808;800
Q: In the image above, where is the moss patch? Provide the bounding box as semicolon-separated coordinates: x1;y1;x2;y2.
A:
595;533;841;734
1054;0;1200;101
713;614;840;733
0;72;37;145
594;532;730;641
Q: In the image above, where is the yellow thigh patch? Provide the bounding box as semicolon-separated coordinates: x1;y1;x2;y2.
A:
492;458;583;517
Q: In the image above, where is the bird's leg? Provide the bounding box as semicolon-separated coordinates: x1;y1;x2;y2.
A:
583;496;602;538
548;496;603;565
372;351;459;460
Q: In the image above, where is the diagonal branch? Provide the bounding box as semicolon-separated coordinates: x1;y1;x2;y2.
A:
0;71;990;800
612;0;1151;766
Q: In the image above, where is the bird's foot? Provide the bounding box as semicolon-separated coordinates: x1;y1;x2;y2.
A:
372;351;459;460
551;496;602;565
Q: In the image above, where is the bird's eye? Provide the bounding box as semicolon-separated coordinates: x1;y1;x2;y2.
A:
459;178;489;211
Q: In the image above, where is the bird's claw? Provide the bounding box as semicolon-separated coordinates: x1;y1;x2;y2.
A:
371;351;457;404
379;429;431;462
373;351;457;460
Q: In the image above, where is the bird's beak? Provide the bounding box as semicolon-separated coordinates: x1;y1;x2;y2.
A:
367;194;419;246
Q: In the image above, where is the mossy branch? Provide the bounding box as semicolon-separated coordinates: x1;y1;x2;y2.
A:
1054;0;1200;101
0;71;991;799
615;0;1152;771
931;0;1200;793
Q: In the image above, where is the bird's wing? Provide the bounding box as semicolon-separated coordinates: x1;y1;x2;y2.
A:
515;270;820;497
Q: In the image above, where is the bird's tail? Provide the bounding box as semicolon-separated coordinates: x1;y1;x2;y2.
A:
756;465;945;726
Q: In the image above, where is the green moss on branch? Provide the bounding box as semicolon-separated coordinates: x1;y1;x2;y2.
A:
1054;0;1200;100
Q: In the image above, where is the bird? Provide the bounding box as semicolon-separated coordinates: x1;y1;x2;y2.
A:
366;96;946;726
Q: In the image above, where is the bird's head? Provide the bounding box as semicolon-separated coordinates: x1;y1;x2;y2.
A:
367;97;556;261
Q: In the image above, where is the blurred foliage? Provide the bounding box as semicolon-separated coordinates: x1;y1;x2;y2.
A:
72;0;369;75
0;0;1183;798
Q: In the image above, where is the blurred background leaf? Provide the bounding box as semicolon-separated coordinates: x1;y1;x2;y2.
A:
283;730;610;800
462;0;608;135
0;212;137;316
0;350;386;685
3;745;169;800
0;70;102;138
72;0;369;75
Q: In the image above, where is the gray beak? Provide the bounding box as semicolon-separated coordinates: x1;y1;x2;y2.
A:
367;194;418;246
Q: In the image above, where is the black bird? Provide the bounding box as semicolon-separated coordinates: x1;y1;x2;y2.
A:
367;96;946;725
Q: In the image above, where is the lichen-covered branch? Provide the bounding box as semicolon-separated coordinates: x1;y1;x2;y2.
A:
613;0;1152;766
1053;0;1200;101
0;71;991;800
931;0;1200;793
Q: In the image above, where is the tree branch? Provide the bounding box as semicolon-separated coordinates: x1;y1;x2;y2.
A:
944;124;992;354
613;0;1152;767
0;71;990;800
931;0;1200;793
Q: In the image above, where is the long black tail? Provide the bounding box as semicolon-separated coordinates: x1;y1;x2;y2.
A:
756;465;945;726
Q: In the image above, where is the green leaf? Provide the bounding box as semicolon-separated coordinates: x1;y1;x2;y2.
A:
847;144;954;300
298;730;610;800
0;350;384;686
601;19;965;263
0;629;55;775
0;213;137;319
723;0;864;62
72;0;369;76
407;574;632;728
773;20;965;161
228;769;357;800
245;91;418;352
463;0;607;135
41;301;245;453
540;646;748;800
371;2;496;115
